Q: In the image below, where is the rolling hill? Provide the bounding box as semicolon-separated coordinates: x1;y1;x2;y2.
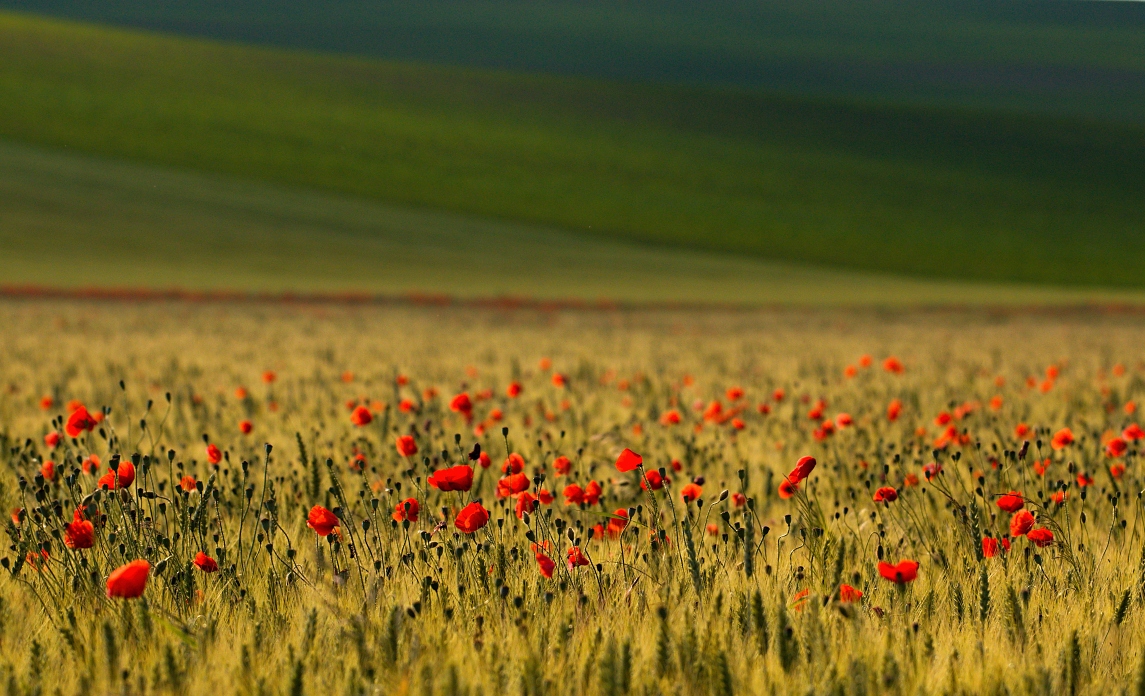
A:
0;11;1143;290
1;0;1143;122
5;139;1144;306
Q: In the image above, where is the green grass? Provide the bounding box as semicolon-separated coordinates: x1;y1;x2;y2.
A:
1;12;1144;288
2;0;1144;121
4;139;1145;306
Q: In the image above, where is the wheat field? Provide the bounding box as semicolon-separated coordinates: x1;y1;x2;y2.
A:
1;299;1143;695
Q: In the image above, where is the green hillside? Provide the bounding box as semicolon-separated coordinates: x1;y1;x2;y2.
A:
2;0;1144;121
6;140;1145;306
0;12;1143;287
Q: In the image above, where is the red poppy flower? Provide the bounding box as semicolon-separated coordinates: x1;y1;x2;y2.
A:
812;423;833;441
478;452;492;468
1111;463;1126;479
450;393;473;415
680;482;702;504
64;512;94;550
886;399;902;422
1051;490;1067;505
43;432;60;449
873;486;898;503
194;551;219;573
1123;423;1145;441
583;480;602;505
398;399;417;413
454;501;489;534
235;386;249;400
883;357;904;374
606;509;629;537
515;492;538;519
792;588;810;611
1106;437;1128;458
395;435;418;457
180;476;197;492
1010;510;1035;537
616;448;643;472
65;406;98;438
660;410;681;426
1076;472;1094;487
551;373;567;388
262;371;276;384
788;456;816;484
10;508;21;526
107;559;150;598
778;479;799;499
496;472;530;498
1051;428;1074;450
206;444;222;465
922;462;942;481
25;549;49;570
1026;527;1054;547
552;455;571;475
996;491;1024;513
982;536;1000;558
641;469;669;491
563;483;585;505
97;462;135;490
567;546;589;568
502;453;526;474
877;559;918;583
506;382;522;398
40;460;55;482
82;454;101;475
350;406;373;426
239;420;253;435
726;387;744;401
39;395;54;410
772;388;785;402
839;584;863;603
393;497;419;522
536;552;556;578
429;465;475;492
730;492;746;508
307;506;339;536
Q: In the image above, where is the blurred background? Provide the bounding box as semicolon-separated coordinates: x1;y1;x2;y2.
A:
1;0;1142;305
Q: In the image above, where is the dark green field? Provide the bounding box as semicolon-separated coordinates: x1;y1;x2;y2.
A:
1;11;1142;291
10;139;1145;305
3;0;1144;121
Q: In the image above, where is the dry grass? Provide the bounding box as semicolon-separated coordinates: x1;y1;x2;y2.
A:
1;300;1144;695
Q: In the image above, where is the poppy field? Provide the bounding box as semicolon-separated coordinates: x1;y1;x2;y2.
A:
2;300;1145;695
